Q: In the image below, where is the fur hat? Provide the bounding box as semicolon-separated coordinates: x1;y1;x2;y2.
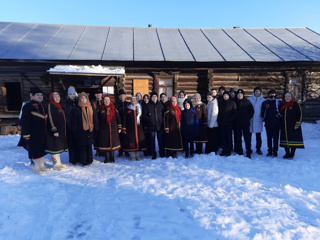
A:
94;88;102;94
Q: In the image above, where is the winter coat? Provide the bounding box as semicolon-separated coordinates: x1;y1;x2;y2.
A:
164;108;183;151
178;96;188;110
181;109;199;139
115;100;130;122
248;93;265;133
45;104;68;154
207;98;219;128
122;105;147;152
261;98;282;129
218;99;237;127
95;106;122;151
72;106;98;146
193;102;208;143
235;98;254;128
280;101;304;148
91;99;103;111
21;100;48;159
62;97;78;132
143;101;164;132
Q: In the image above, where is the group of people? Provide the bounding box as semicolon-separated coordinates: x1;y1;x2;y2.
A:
18;85;304;174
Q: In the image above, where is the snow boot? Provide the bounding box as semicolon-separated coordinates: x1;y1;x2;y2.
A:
104;152;111;163
136;151;142;161
110;151;115;163
283;148;290;159
256;148;263;155
288;148;296;159
38;157;50;172
32;159;44;175
130;152;136;161
52;154;66;171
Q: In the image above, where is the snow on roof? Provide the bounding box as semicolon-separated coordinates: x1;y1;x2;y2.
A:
47;65;125;75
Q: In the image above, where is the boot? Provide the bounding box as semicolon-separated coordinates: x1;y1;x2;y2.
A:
52;154;66;171
136;151;142;161
39;157;50;172
130;152;136;161
152;153;157;160
110;151;115;163
32;159;44;175
283;148;290;159
289;148;296;159
104;152;111;163
246;153;251;159
256;148;263;155
266;150;273;157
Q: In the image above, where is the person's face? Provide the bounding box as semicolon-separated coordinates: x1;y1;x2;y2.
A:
223;94;229;100
194;96;201;103
179;92;185;98
161;95;167;103
119;94;126;102
33;93;43;102
103;97;111;106
136;93;142;100
219;89;225;96
80;95;87;103
69;93;76;100
53;93;60;104
237;93;244;100
211;90;217;97
131;98;138;106
95;93;103;100
151;95;157;103
185;102;191;109
230;92;236;98
171;98;177;106
269;93;276;98
207;95;213;102
285;93;292;102
254;90;261;97
143;96;149;103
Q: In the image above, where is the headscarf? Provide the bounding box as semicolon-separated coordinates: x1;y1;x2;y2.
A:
281;92;296;111
49;92;62;109
128;97;142;125
169;96;181;123
102;95;115;124
78;92;94;132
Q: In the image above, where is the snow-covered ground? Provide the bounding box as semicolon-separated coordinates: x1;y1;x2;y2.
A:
0;122;320;240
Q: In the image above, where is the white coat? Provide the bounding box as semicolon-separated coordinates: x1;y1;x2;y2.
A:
207;98;219;128
178;95;188;110
248;93;265;133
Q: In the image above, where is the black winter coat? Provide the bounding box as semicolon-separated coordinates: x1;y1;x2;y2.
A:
261;98;282;129
21;100;48;159
218;99;237;127
193;103;208;143
45;104;68;154
115;100;130;122
164;108;183;151
143;101;164;132
235;98;254;128
95;106;122;151
62;97;78;131
181;109;199;138
280;101;304;148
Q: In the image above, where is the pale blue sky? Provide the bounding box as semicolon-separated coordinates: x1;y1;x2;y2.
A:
1;0;320;33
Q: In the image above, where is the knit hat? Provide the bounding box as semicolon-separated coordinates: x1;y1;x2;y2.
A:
254;86;262;92
118;89;126;96
268;89;276;96
230;88;237;93
223;91;230;97
219;86;226;91
237;89;245;95
30;87;42;95
67;86;77;96
160;93;167;98
150;91;158;98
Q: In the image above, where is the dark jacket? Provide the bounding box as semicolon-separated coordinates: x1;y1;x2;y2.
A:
218;99;237;127
45;104;68;154
261;98;282;129
235;98;254;128
280;101;304;148
62;97;78;131
181;109;199;138
164;108;183;151
115;100;130;122
193;103;208;143
21;100;48;159
143;101;164;132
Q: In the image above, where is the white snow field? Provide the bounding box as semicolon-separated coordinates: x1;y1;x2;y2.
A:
0;122;320;240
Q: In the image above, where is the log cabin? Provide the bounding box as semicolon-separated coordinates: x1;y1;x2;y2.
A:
0;21;320;133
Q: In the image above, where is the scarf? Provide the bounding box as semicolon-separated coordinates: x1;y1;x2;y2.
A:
49;92;62;109
102;96;115;124
281;93;295;111
78;92;94;132
128;103;142;125
170;96;181;123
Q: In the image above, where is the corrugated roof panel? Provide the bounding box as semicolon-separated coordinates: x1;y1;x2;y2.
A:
224;28;282;62
286;27;320;49
103;27;133;61
2;24;61;59
157;28;194;61
0;22;36;56
266;28;320;61
0;22;11;33
69;26;110;60
245;28;310;61
134;27;164;61
201;29;253;61
179;28;224;62
36;25;85;60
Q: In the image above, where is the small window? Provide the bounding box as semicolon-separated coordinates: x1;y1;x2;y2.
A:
158;78;173;98
103;86;114;94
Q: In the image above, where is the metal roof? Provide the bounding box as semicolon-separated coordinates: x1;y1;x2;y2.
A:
1;22;320;62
